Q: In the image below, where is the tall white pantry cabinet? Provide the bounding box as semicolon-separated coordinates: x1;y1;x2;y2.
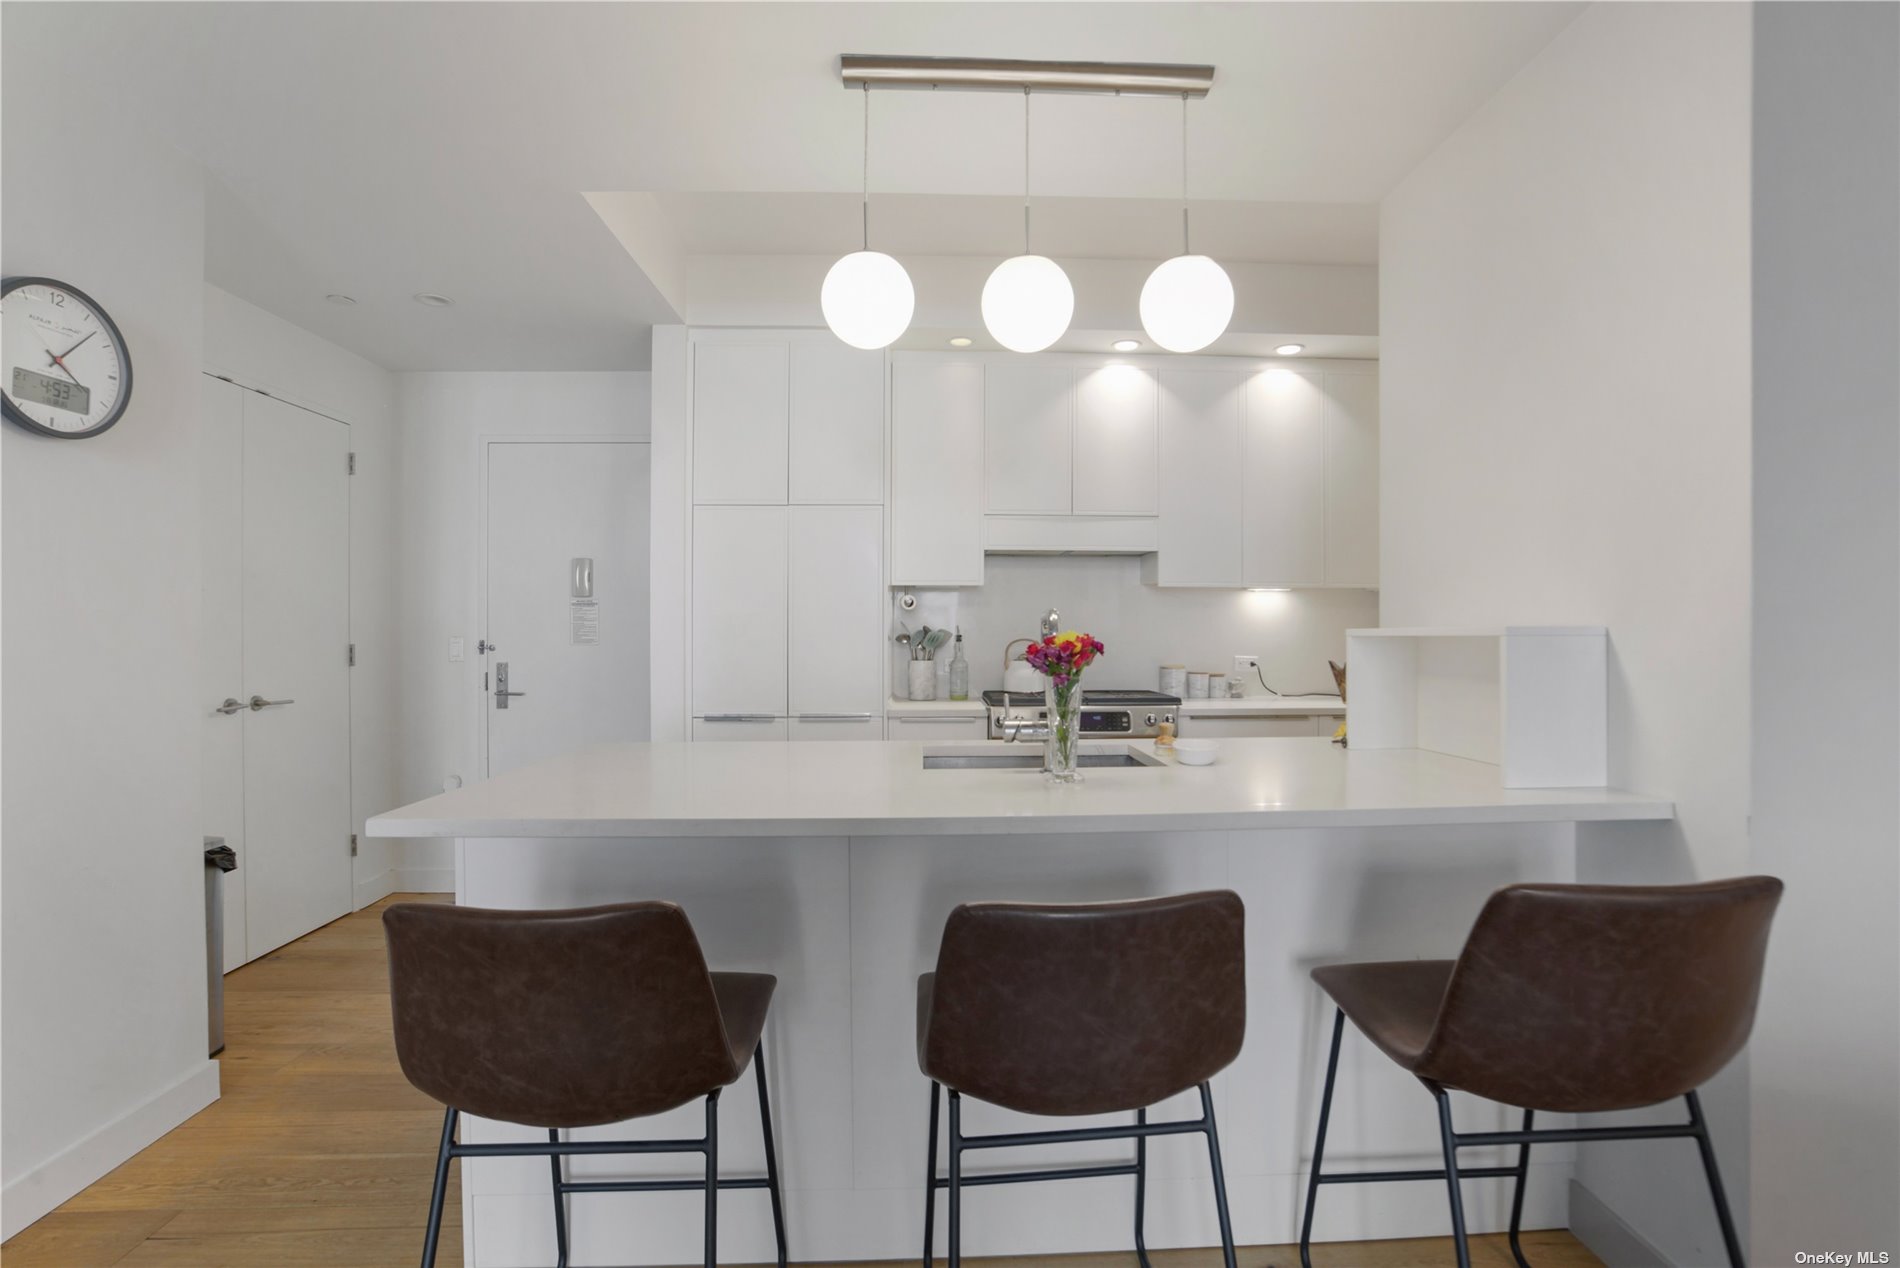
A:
689;332;887;742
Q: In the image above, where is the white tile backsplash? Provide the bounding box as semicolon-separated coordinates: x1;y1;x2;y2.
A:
890;555;1377;698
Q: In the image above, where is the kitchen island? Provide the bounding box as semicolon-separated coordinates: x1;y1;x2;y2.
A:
368;738;1671;1267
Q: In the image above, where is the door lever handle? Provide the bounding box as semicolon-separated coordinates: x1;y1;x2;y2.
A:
216;698;246;715
248;695;294;711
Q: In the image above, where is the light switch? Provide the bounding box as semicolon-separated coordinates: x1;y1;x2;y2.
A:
449;637;465;662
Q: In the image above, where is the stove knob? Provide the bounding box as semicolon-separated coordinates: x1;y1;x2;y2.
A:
1163;712;1175;725
1145;713;1158;727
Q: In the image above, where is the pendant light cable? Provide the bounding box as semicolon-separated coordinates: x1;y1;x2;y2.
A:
1180;91;1191;256
861;83;871;251
1022;87;1033;255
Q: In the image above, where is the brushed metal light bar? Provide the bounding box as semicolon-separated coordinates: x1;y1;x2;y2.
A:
840;54;1214;98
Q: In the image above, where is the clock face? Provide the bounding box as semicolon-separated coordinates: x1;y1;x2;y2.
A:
1;277;133;439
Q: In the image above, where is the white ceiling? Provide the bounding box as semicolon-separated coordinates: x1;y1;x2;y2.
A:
8;2;1583;371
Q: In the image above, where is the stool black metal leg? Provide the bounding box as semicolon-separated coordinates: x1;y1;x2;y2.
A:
1300;1008;1346;1268
1432;1088;1473;1268
548;1127;569;1268
1198;1083;1239;1268
947;1090;963;1268
1686;1091;1746;1268
703;1089;720;1268
922;1082;941;1266
421;1107;457;1268
1134;1106;1153;1268
1507;1108;1534;1268
752;1042;788;1268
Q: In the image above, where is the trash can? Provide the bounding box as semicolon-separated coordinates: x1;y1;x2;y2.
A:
204;837;238;1056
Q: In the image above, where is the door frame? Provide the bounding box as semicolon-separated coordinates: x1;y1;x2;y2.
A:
473;435;652;780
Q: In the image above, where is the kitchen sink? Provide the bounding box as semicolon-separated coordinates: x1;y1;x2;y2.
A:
922;751;1156;771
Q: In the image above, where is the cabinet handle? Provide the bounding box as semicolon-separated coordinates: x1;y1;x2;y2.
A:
796;713;874;722
248;696;295;711
701;714;777;723
215;697;246;715
894;715;978;723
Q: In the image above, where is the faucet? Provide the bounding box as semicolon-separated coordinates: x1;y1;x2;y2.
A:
1001;715;1052;743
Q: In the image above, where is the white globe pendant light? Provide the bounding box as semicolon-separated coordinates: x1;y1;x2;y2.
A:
983;90;1073;353
1141;94;1233;353
822;86;913;350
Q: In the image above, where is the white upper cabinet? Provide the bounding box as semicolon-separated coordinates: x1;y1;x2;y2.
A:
692;504;789;717
788;504;885;717
984;363;1073;514
1323;373;1380;587
790;340;884;504
1150;369;1246;586
1243;370;1326;588
1073;365;1160;516
891;359;985;586
694;342;789;503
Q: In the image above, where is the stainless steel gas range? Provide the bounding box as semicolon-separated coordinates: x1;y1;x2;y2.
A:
981;689;1181;740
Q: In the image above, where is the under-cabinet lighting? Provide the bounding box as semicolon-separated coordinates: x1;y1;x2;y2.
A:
1275;343;1305;356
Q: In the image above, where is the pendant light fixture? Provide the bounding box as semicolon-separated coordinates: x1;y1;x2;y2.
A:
822;85;915;350
981;89;1074;353
1140;93;1234;353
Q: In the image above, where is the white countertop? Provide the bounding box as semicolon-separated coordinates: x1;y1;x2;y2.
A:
1176;693;1346;714
367;738;1672;840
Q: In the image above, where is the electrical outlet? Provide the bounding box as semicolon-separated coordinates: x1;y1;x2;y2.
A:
1233;654;1259;678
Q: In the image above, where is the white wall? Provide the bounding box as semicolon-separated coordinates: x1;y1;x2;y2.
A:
203;285;402;908
0;54;219;1236
900;556;1375;699
1378;4;1753;1264
1748;4;1900;1260
394;372;650;886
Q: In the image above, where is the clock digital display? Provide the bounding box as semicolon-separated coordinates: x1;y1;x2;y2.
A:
12;366;89;415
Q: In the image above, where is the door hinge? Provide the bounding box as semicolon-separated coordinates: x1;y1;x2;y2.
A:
347;452;356;475
347;643;356;667
349;833;359;858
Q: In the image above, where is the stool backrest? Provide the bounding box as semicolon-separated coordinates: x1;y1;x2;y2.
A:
923;890;1245;1116
383;901;739;1127
1418;877;1783;1113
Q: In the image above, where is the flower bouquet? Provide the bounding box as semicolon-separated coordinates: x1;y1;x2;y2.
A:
1023;630;1106;782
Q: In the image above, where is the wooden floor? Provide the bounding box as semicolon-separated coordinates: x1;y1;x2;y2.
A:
2;895;1603;1268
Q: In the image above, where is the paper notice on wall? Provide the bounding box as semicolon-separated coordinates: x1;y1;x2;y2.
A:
569;599;599;645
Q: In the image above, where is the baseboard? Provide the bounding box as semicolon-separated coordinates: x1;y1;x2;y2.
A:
352;867;397;910
1570;1178;1672;1268
1;1058;220;1241
393;864;455;894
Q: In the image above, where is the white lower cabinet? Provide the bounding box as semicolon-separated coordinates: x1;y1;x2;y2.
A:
1178;712;1341;738
693;716;789;742
885;714;987;741
789;716;885;742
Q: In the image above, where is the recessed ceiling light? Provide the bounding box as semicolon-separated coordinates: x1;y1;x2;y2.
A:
413;292;455;308
1112;339;1141;352
324;294;357;306
948;337;973;348
1275;343;1305;356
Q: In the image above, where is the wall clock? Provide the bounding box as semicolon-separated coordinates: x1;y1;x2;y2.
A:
1;276;133;439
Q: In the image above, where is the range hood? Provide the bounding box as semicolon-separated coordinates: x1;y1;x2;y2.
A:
982;514;1159;556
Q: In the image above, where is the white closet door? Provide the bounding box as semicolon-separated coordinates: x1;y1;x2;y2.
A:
890;360;984;585
789;505;884;718
200;376;248;970
241;392;352;958
694;342;789;503
692;505;789;717
1324;373;1381;587
1243;369;1326;588
790;340;884;504
984;362;1073;514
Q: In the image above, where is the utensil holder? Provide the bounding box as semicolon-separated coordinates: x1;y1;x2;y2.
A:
908;661;937;701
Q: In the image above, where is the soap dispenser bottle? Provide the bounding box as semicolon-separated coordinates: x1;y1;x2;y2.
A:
947;629;970;701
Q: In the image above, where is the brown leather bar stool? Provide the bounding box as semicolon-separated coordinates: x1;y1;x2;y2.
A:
917;891;1246;1268
1298;877;1783;1268
383;901;788;1268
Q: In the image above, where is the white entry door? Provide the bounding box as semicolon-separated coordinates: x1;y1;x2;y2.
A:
484;441;650;776
241;391;353;958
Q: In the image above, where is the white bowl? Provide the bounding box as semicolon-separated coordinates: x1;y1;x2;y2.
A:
1173;739;1219;766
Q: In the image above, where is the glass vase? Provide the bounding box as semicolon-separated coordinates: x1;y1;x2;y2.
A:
1044;677;1083;783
